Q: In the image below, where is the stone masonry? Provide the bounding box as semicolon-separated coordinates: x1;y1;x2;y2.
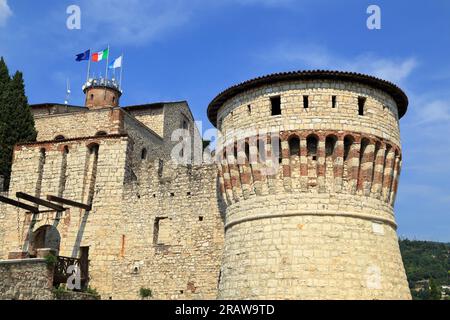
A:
0;70;411;300
208;71;411;300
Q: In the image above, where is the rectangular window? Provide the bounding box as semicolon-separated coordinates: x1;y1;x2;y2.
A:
303;95;309;109
358;97;366;116
270;96;281;116
153;217;171;245
247;105;252;114
332;96;337;108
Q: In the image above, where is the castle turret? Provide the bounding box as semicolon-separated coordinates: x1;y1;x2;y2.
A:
83;78;122;109
208;70;411;300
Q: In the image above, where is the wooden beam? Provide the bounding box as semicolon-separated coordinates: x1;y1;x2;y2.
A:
46;195;92;211
0;195;39;213
16;192;65;212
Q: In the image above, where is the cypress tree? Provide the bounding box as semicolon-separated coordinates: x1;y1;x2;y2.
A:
0;57;11;190
0;57;37;190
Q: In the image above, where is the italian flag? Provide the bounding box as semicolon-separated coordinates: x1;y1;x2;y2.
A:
92;49;109;62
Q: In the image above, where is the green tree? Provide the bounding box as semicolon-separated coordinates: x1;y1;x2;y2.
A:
0;57;37;190
430;278;442;300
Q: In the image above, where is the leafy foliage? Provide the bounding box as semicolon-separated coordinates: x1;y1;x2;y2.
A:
86;286;100;299
139;287;152;299
399;239;450;300
44;254;57;268
52;285;67;300
0;57;37;190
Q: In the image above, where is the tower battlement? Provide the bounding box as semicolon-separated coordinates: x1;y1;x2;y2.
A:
83;77;122;110
210;70;411;300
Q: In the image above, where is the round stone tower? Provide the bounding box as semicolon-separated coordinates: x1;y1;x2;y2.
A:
83;78;122;109
208;70;411;300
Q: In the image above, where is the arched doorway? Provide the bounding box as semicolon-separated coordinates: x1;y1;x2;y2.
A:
29;225;61;257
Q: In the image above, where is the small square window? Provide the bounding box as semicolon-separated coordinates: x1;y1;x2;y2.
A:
332;96;337;108
270;96;281;116
303;96;309;109
358;97;366;116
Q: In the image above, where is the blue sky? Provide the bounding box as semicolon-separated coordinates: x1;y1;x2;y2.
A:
0;0;449;242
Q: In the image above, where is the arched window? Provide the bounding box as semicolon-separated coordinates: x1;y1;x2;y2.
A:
29;225;61;257
95;131;107;136
39;148;46;165
344;136;354;161
245;142;250;163
90;94;94;101
325;136;337;157
360;138;370;162
288;136;300;156
112;96;116;104
63;146;69;154
55;135;65;141
87;143;99;155
274;137;282;164
258;139;266;163
141;148;148;160
307;135;318;160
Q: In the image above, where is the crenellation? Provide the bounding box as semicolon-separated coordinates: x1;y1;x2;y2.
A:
208;71;410;300
0;70;410;300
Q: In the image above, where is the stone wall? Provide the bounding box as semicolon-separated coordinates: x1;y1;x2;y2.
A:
0;259;54;300
215;79;411;299
110;163;225;299
31;104;85;117
33;108;123;141
217;80;401;146
162;102;204;165
0;102;224;300
126;105;165;137
85;87;120;109
218;194;410;300
0;258;100;300
1;135;130;297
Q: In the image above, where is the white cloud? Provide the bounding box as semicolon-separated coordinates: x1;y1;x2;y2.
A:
0;0;12;27
76;0;296;46
79;0;191;46
413;100;450;125
258;43;417;84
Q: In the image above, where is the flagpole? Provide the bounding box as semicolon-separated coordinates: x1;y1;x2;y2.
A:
119;53;124;92
86;48;91;83
104;44;110;99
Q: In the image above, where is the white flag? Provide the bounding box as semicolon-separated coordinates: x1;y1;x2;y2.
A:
108;56;122;69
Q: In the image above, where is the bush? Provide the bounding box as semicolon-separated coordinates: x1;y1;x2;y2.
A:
139;287;152;299
86;286;100;298
44;254;57;268
53;285;67;300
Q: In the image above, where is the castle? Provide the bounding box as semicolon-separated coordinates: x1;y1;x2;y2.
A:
0;70;411;300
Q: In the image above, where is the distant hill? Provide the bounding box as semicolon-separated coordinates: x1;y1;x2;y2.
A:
399;239;450;300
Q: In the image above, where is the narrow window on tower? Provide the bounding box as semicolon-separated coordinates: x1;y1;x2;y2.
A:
90;94;94;101
358;97;366;116
247;105;252;114
270;96;281;116
303;95;309;109
332;96;337;108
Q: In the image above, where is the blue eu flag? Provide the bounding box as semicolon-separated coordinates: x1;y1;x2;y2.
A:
75;50;90;62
